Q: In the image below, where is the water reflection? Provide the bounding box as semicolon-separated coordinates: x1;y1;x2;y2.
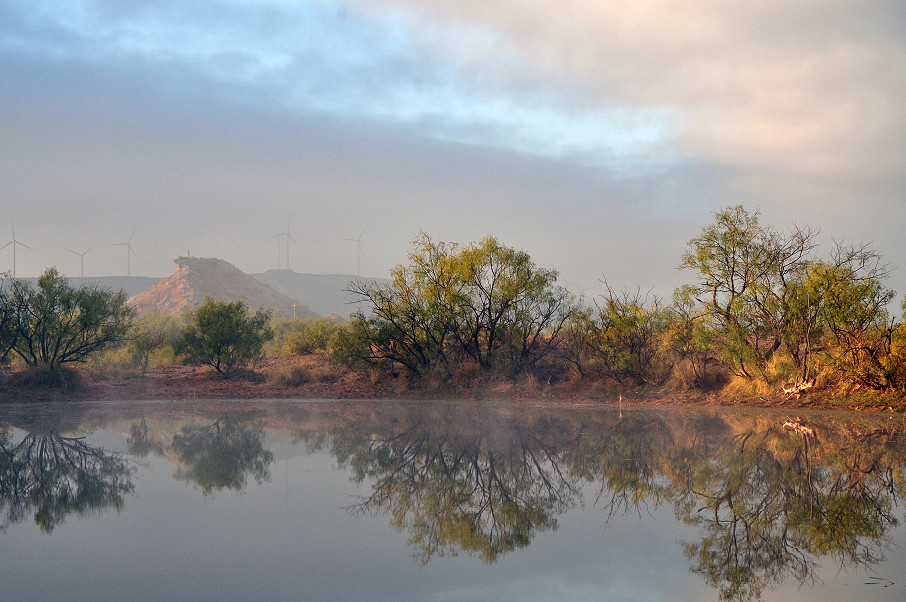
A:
129;415;274;495
0;406;276;535
0;401;903;600
0;426;134;533
676;421;902;600
317;405;904;599
331;412;579;563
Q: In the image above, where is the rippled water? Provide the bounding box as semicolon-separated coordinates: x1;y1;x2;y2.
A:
0;399;904;601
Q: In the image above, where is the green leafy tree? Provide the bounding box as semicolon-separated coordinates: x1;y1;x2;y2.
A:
176;297;274;378
347;234;462;375
329;317;379;366
666;285;716;386
2;267;133;371
348;233;578;376
807;246;903;391
560;308;598;378
0;275;16;364
590;283;673;385
680;205;816;380
455;237;576;372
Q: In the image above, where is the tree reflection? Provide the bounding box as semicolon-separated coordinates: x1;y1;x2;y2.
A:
670;421;902;601
567;413;676;517
0;427;134;533
333;413;579;563
127;417;164;458
170;417;274;495
324;405;905;597
13;400;896;600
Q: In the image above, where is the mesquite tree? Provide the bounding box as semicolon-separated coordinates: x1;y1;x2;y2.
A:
176;297;273;378
348;233;578;376
1;267;133;370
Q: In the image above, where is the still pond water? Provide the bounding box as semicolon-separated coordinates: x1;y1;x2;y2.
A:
0;399;904;601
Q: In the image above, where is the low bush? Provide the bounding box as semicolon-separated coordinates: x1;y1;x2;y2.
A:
10;365;82;389
269;361;342;386
283;318;343;355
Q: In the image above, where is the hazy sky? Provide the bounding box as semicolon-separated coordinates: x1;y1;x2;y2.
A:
2;1;904;302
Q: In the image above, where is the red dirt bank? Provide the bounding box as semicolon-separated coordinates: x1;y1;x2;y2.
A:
1;356;903;413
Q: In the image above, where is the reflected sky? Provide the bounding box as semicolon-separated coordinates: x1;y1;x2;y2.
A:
0;400;904;601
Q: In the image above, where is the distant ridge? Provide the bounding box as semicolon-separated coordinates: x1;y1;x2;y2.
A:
250;270;389;318
127;257;318;318
14;276;163;299
10;266;387;318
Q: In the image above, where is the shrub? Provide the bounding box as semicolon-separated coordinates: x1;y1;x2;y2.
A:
11;365;82;389
125;311;184;376
175;298;274;378
283;318;342;355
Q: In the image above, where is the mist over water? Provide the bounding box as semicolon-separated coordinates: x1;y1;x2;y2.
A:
1;399;903;600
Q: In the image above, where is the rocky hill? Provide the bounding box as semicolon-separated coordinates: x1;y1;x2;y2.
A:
127;257;318;318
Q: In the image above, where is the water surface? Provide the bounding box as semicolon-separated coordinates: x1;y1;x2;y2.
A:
0;399;903;601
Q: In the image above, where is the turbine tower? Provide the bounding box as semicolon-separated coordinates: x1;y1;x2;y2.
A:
271;216;301;270
344;227;366;277
113;228;137;277
1;224;33;278
67;246;93;278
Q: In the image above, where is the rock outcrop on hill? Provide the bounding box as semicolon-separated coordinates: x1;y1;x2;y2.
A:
128;256;318;318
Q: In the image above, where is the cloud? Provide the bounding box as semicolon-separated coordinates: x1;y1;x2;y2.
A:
347;0;906;178
0;0;676;170
0;1;904;302
4;0;903;183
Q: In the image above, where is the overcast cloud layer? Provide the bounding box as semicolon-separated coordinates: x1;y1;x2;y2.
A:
1;0;904;303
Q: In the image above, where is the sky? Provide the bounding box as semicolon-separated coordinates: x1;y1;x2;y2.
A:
1;0;904;304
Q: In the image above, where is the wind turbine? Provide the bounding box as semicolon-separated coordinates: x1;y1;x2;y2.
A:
344;227;366;277
1;224;33;278
271;216;301;270
67;246;93;278
113;228;137;277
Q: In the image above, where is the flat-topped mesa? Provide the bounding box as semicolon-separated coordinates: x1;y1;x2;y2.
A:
127;256;318;318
